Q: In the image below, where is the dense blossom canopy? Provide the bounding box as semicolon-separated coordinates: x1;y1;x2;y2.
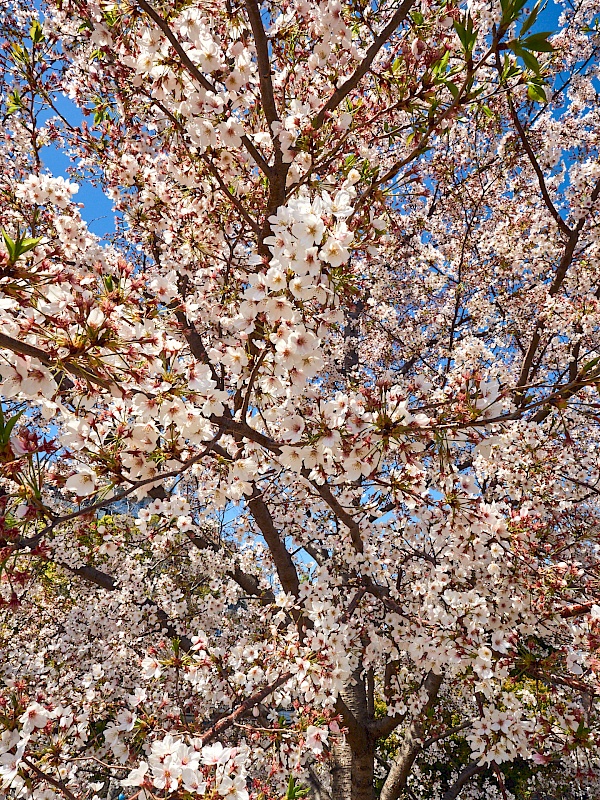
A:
0;0;600;799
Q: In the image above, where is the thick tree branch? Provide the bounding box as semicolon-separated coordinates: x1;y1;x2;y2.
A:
136;0;213;92
186;528;274;603
248;489;300;596
54;561;193;650
308;479;364;553
244;0;279;128
553;600;597;619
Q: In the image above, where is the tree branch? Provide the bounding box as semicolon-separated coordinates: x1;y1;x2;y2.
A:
379;671;443;800
517;176;600;392
136;0;271;176
136;0;215;94
0;331;110;392
17;434;224;550
422;720;474;749
200;670;292;744
308;479;363;553
441;762;484;800
40;559;194;650
244;0;279;128
248;489;300;596
312;0;416;131
507;93;571;238
22;757;78;800
186;528;275;604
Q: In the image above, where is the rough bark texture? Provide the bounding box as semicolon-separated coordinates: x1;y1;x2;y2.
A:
331;734;375;800
334;667;376;800
331;736;353;800
332;667;445;800
351;744;376;800
306;765;332;800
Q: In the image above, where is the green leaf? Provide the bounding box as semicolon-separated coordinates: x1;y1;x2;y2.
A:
520;49;542;73
527;83;546;102
521;31;555;51
515;0;529;18
6;90;22;115
501;0;528;24
482;104;495;118
432;49;450;77
2;410;25;445
510;41;541;73
1;229;41;264
11;43;28;64
18;236;42;256
2;230;17;262
445;80;460;99
29;19;45;44
453;20;470;53
527;81;547;102
0;406;25;446
454;16;477;56
103;275;115;293
501;55;522;83
582;356;600;374
103;9;119;27
285;776;310;800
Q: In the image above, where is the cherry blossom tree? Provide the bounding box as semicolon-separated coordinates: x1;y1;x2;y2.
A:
1;0;600;798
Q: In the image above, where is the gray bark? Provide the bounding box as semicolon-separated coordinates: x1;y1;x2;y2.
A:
332;667;376;800
331;735;353;800
330;734;375;800
306;765;332;800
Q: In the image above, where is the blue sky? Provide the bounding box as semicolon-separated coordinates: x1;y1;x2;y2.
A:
39;94;115;237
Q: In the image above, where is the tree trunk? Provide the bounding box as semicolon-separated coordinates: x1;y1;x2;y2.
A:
331;736;353;800
343;297;365;375
331;735;375;800
350;740;375;800
332;667;376;800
